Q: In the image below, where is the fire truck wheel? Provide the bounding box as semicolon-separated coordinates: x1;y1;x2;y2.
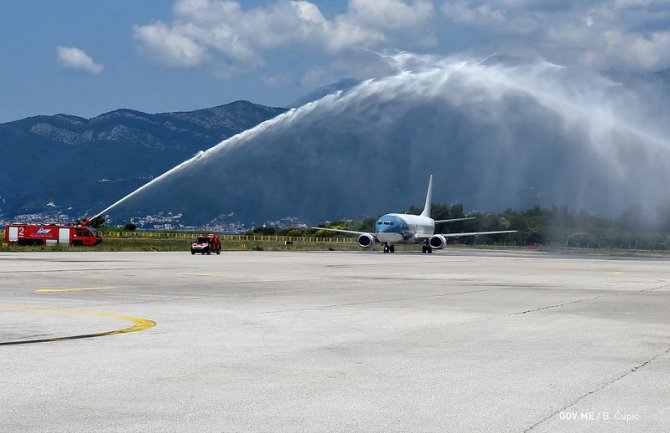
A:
73;241;83;247
216;249;221;255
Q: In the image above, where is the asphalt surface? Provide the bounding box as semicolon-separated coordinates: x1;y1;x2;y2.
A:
1;249;669;432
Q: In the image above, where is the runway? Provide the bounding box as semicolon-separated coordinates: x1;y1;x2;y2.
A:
1;250;669;432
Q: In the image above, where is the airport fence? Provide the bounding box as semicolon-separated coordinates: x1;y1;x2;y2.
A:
99;231;356;244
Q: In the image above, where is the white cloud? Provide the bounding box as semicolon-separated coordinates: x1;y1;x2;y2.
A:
134;0;434;71
348;0;434;29
599;30;670;70
442;1;506;23
132;0;670;77
56;46;104;74
133;21;208;68
292;1;326;25
440;0;670;72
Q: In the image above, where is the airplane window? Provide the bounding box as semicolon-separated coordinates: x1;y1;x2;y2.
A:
390;222;395;226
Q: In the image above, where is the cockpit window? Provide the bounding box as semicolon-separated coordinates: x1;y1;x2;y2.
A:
377;221;383;225
383;221;390;225
390;222;395;226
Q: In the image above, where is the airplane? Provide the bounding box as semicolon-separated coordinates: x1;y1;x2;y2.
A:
313;175;517;253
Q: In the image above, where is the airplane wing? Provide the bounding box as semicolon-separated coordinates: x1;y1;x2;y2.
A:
434;217;476;224
310;227;373;237
413;229;517;241
442;230;518;238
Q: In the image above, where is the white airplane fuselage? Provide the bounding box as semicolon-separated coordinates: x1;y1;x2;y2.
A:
375;213;435;244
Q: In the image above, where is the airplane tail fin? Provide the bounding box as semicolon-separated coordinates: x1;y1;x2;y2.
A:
420;175;433;218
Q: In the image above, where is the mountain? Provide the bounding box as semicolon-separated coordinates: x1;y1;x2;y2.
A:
0;101;287;224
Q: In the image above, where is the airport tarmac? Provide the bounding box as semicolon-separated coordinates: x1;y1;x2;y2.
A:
1;249;669;432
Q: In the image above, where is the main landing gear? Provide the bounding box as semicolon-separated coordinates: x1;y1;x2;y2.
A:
383;243;395;253
421;242;433;254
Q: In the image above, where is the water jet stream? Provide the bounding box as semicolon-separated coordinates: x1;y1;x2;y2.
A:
93;54;670;226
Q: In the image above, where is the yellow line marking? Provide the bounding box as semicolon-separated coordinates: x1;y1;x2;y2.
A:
0;305;155;346
36;286;115;293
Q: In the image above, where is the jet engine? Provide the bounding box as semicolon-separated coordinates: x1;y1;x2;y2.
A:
357;233;375;249
428;234;447;249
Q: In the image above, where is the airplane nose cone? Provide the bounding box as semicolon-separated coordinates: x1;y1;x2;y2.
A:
375;218;404;243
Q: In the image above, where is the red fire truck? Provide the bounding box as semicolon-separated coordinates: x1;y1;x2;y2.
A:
191;234;221;255
3;222;102;246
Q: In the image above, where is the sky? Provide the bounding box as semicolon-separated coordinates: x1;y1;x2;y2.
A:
1;0;669;123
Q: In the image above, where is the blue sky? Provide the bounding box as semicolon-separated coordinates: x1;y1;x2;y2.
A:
1;0;669;123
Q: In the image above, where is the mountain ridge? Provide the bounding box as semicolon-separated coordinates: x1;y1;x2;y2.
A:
0;100;287;225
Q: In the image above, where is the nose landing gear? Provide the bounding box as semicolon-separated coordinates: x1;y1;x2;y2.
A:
383;243;395;253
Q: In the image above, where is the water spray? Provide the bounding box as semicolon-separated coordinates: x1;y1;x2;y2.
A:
93;53;670;224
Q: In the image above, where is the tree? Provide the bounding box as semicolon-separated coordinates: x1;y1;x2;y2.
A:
566;232;592;248
89;215;105;228
252;226;277;236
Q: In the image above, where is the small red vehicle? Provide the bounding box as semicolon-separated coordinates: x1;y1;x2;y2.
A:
4;223;102;246
191;234;221;255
